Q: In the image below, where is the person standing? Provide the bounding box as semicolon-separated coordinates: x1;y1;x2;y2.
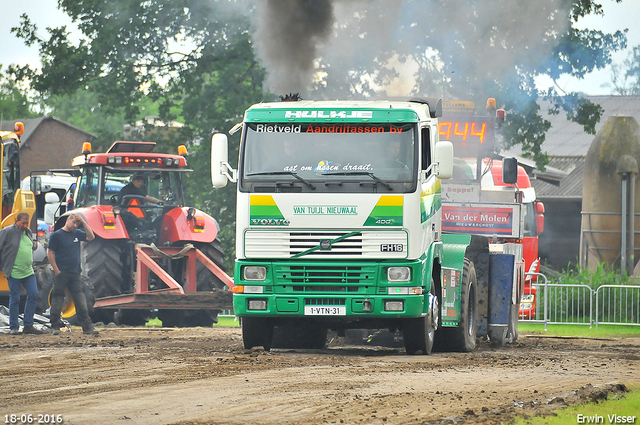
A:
0;212;43;335
47;213;99;335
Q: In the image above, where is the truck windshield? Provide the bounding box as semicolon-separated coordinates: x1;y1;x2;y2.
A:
240;122;417;193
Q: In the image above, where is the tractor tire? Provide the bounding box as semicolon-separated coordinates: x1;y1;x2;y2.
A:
35;264;56;314
35;264;96;325
82;237;147;325
403;278;439;355
157;240;227;328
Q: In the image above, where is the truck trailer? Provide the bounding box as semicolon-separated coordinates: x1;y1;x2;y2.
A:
212;97;522;353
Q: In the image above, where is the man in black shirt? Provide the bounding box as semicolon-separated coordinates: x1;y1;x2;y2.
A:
48;214;98;335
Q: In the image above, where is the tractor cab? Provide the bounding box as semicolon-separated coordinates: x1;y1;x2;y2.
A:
70;141;190;244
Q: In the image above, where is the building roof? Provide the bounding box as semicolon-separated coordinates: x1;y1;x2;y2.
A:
503;95;640;157
0;116;97;147
499;96;640;200
530;155;585;200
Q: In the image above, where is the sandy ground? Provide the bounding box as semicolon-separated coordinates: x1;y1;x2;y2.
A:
1;326;638;425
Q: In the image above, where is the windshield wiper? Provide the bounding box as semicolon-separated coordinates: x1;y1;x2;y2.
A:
246;171;316;190
324;171;393;190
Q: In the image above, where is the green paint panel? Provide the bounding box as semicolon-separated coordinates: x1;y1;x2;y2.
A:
250;205;284;218
421;194;441;223
364;205;403;226
441;233;471;271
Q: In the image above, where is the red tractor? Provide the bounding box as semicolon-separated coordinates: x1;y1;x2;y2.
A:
51;141;231;326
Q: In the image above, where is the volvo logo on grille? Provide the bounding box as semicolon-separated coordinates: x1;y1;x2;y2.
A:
320;239;332;250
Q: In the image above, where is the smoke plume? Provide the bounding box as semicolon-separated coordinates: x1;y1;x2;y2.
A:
250;0;573;100
251;0;335;94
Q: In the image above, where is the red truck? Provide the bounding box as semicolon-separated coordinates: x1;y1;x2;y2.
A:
439;99;545;321
481;160;544;319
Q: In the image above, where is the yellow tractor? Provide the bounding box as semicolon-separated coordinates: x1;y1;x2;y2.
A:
0;122;37;306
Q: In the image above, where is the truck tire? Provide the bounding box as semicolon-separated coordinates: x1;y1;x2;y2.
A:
241;317;273;350
509;302;519;341
403;278;439;355
157;240;227;327
450;258;478;352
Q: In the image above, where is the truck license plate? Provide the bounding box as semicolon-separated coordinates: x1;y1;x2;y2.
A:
304;306;346;316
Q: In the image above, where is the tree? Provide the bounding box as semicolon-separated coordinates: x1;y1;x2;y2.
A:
622;45;640;94
9;0;265;270
6;0;629;263
0;66;38;120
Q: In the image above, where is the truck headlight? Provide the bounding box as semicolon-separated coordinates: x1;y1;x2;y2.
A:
387;267;411;282
243;266;267;281
384;300;404;311
247;299;267;310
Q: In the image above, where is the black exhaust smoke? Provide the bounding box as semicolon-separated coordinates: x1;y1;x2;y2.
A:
252;0;335;95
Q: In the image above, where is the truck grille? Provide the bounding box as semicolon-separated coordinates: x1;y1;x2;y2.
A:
274;264;378;295
244;230;407;259
304;298;346;306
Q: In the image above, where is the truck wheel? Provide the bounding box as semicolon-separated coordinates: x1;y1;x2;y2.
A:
158;240;227;328
509;303;519;341
403;279;439;355
449;258;478;352
241;317;273;350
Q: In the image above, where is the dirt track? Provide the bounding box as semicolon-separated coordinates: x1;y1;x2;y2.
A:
1;327;639;425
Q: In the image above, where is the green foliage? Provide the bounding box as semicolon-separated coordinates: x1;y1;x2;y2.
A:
0;67;38;119
45;88;126;151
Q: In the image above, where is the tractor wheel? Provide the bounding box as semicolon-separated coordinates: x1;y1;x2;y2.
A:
157;239;227;328
35;263;96;325
82;237;147;325
35;263;56;314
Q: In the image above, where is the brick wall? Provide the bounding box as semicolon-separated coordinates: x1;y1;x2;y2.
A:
19;119;93;179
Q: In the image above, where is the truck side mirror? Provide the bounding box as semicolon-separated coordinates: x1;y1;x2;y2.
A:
211;133;235;188
434;141;453;179
30;176;42;196
44;192;61;226
502;157;518;184
535;201;545;234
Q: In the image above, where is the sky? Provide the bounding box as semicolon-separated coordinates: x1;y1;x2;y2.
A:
1;0;639;96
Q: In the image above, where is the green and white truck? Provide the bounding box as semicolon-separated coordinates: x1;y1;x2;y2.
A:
211;98;522;354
